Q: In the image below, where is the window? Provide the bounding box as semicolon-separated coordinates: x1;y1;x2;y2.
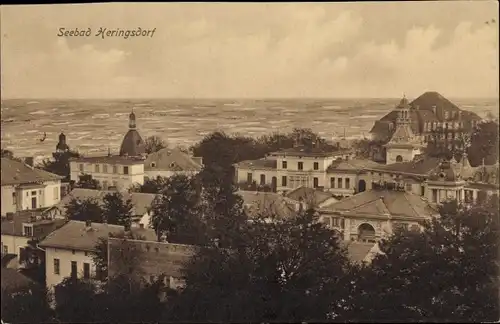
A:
432;189;438;203
31;190;37;196
123;166;129;175
282;176;287;187
420;185;425;197
330;177;335;188
313;177;319;188
2;245;8;255
337;178;342;189
282;161;287;169
79;164;84;172
54;187;59;200
54;259;60;275
260;174;266;185
113;165;118;174
31;197;37;209
12;192;16;205
444;111;449;120
83;263;90;279
84;251;88;257
345;178;350;189
72;250;76;255
103;164;108;173
298;162;303;170
313;162;319;170
95;164;100;173
151;162;156;168
247;173;253;183
23;226;32;237
71;261;77;278
406;183;412;192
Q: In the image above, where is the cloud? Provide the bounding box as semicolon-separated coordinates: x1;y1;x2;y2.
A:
1;3;498;98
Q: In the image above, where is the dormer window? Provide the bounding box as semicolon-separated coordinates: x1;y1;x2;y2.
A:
23;226;33;237
151;162;156;168
169;162;176;168
439;172;446;179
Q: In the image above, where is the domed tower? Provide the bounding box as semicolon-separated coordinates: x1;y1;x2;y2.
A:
119;111;146;157
384;96;424;164
56;132;70;153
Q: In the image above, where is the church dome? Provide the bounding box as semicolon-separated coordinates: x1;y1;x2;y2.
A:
119;110;146;156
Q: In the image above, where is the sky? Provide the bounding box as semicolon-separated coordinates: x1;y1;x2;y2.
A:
1;2;498;99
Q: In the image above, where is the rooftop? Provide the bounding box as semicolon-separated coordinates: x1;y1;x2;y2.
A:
236;158;277;170
285;187;337;207
366;156;442;176
1;158;63;186
144;148;203;172
1;210;67;237
238;190;298;219
39;220;157;251
1;268;34;292
269;146;352;157
69;154;145;165
327;158;384;173
55;188;157;217
321;189;437;220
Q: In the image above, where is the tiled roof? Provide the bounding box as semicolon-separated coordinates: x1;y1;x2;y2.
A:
270;146;352;157
236;158;277;170
39;220;156;251
1;268;34;291
70;155;145;165
340;241;376;264
327;159;384;172
321;189;436;219
108;238;195;279
238;191;298;219
1;158;63;185
1;210;67;237
366;157;441;176
55;188;157;217
144;148;203;172
410;91;460;113
285;187;336;207
120;129;146;157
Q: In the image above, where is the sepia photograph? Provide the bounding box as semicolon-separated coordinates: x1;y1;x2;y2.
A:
1;2;499;323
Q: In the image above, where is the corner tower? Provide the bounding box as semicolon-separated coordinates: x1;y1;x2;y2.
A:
384;96;424;164
119;111;146;157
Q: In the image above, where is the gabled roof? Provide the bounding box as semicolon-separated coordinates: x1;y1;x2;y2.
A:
55;188;157;217
69;155;145;165
236;158;277;170
1;158;63;186
341;241;377;264
39;220;156;251
410;91;460;113
321;189;436;219
238;191;298;219
285;187;337;207
1;269;34;292
144;148;203;172
366;156;441;176
327;159;383;173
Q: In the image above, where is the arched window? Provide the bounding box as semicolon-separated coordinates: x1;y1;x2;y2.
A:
396;155;403;162
358;223;376;243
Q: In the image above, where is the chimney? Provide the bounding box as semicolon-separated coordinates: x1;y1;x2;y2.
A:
24;157;34;168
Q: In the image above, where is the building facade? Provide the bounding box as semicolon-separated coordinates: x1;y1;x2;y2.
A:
144;148;203;180
1;158;64;216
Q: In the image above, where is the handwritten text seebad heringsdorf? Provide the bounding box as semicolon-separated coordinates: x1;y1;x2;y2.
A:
57;27;156;39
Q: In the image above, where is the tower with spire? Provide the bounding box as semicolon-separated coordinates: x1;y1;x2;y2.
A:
384;96;424;164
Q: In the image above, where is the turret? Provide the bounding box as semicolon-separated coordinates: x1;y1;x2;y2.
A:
56;132;70;152
129;111;136;129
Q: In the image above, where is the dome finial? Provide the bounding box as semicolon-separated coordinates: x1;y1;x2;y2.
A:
129;109;136;129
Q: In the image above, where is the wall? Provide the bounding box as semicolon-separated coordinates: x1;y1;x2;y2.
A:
45;246;96;290
145;170;199;180
0;234;30;265
70;161;145;191
1;180;61;215
324;171;361;197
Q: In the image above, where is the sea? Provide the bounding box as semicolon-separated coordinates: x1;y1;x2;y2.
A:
1;98;498;164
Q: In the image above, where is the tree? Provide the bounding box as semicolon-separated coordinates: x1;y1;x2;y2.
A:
1;283;54;323
341;197;499;322
41;149;80;181
65;197;103;222
1;148;14;159
102;192;134;226
54;277;103;323
150;174;206;245
144;135;167;154
75;174;101;190
165;209;350;322
130;176;170;194
468;120;499;166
